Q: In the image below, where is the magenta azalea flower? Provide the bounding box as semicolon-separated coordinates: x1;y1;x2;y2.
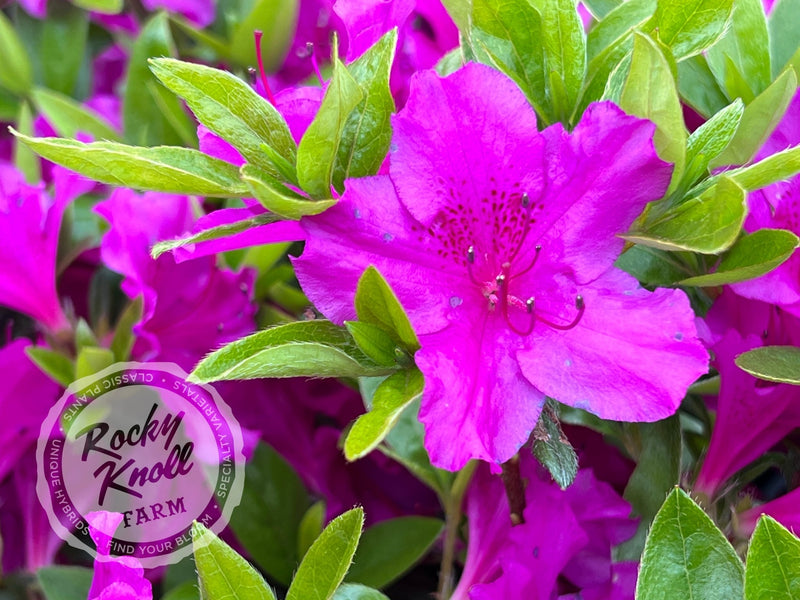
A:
294;63;708;470
87;512;152;600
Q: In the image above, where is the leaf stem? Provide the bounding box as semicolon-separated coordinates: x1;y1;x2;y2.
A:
438;460;477;599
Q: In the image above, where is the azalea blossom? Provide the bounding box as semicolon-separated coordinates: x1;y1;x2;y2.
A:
293;62;708;470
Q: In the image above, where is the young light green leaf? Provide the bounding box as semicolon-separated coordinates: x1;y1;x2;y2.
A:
11;131;248;197
680;229;799;287
345;321;400;367
683;99;744;187
75;347;115;380
345;517;444;589
26;347;75;387
626;177;746;254
286;507;364;600
32;87;120;141
332;584;389;600
728;143;800;192
0;11;33;94
229;443;310;586
14;101;40;184
651;0;733;60
298;501;326;561
149;58;296;177
769;0;800;77
188;320;396;383
192;522;277;600
241;164;336;220
345;369;424;461
677;55;730;118
711;67;797;168
619;32;686;189
110;297;143;361
616;417;681;561
586;0;655;62
354;266;419;352
707;0;770;102
297;57;363;198
575;33;634;118
745;515;800;599
636;488;744;599
735;346;800;385
226;0;299;70
71;0;123;12
531;399;578;490
124;13;194;147
37;567;93;600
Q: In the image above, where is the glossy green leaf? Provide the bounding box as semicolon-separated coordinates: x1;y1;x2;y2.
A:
469;0;547;119
617;417;681;561
297;57;363;198
189;320;395;383
150;58;296;177
615;244;692;286
680;229;799;286
124;13;194;147
354;266;419;352
192;522;277;600
32;87;120;141
576;33;633;117
0;11;32;94
227;0;299;69
769;0;800;77
332;584;388;600
736;346;800;384
707;0;770;101
26;347;74;387
636;488;744;599
229;443;309;586
345;369;424;460
346;516;444;589
37;567;93;600
286;507;364;600
620;32;686;188
651;0;733;59
75;347;115;380
745;515;800;599
683;99;744;187
11;131;248;197
586;0;655;62
532;399;578;490
241;164;336;219
345;321;400;367
298;501;326;560
711;67;797;168
728;143;800;192
625;177;746;254
677;55;730;118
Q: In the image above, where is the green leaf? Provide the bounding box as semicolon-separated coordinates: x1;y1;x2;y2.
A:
151;213;282;259
680;229;799;286
586;0;655;63
110;297;143;361
616;416;681;561
332;584;388;600
241;164;336;220
162;581;200;600
32;87;120;141
37;567;93;600
531;400;578;490
615;244;693;286
11;131;248;197
620;32;686;189
298;501;326;560
26;347;74;387
286;507;364;600
14;101;40;184
71;0;123;12
226;0;299;69
683;99;744;187
627;177;746;253
229;443;309;586
124;13;194;147
0;11;32;95
711;68;797;168
345;321;400;367
677;55;730;118
651;0;733;59
636;488;744;599
769;0;800;77
707;0;771;102
582;0;623;19
354;266;419;352
150;58;296;178
728;143;800;192
345;369;424;460
346;517;444;589
192;522;277;600
576;32;634;117
297;57;363;198
735;346;800;385
469;0;548;119
189;320;396;383
745;515;800;599
75;347;115;380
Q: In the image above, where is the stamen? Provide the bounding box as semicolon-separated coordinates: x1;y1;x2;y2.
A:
466;245;480;285
498;277;536;337
521;192;530;208
537;295;585;331
526;298;534;313
512;244;542;280
508;193;534;262
254;30;277;105
306;42;325;87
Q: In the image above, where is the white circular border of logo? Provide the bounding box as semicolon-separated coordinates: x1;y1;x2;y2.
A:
35;361;245;568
